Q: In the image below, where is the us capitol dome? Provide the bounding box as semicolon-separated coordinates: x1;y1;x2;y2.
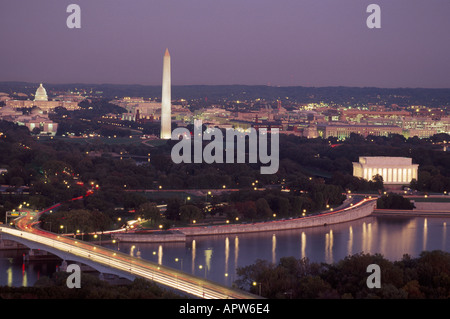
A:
34;83;48;101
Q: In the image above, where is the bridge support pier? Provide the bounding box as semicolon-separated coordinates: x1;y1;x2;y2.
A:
60;260;68;271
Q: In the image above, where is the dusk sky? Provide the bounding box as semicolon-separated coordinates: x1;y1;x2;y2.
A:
1;0;449;88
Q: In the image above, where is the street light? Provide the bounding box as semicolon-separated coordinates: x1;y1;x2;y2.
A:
77;229;84;241
198;265;207;278
94;233;102;244
175;257;183;270
253;281;262;295
60;224;67;234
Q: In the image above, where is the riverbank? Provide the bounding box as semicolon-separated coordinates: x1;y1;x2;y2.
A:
372;209;450;217
112;198;377;242
372;200;450;217
111;230;186;243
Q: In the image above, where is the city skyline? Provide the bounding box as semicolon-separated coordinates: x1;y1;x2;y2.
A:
0;1;449;88
1;1;450;305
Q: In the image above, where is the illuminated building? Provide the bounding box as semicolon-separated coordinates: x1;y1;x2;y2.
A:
34;83;48;101
353;156;418;185
317;124;403;139
5;83;79;112
0;106;58;136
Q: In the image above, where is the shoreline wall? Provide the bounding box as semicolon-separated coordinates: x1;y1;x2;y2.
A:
412;201;450;212
112;231;186;243
177;199;376;237
112;199;376;243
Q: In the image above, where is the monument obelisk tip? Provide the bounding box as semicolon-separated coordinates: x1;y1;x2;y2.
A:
160;48;172;139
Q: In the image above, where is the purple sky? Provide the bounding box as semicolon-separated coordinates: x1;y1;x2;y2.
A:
1;0;449;88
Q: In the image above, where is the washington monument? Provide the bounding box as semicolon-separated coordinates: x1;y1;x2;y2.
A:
160;48;172;139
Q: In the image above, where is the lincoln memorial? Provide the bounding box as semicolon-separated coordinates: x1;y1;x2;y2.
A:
352;156;419;185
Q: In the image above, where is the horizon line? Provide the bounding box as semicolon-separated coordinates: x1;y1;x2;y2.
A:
0;81;450;90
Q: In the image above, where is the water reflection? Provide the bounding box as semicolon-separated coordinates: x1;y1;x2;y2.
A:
191;240;196;273
423;218;428;252
103;216;449;287
2;216;450;287
158;244;163;265
7;266;12;286
362;222;373;254
204;248;212;273
325;230;333;264
234;236;239;269
0;250;59;287
272;234;276;264
22;263;27;287
443;222;447;251
301;232;306;259
347;226;353;256
224;237;229;277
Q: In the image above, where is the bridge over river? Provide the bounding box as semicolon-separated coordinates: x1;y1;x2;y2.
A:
0;212;259;299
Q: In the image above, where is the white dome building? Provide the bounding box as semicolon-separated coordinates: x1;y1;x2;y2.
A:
34;83;48;101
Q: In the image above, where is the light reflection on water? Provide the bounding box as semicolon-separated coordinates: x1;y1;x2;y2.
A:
0;250;59;287
1;215;449;287
105;215;450;287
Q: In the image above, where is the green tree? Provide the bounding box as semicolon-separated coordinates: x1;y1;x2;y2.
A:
376;193;415;210
179;204;203;223
255;198;272;218
234;201;257;220
137;202;162;225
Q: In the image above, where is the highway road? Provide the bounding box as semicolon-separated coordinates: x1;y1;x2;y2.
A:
1;207;259;299
0;190;383;298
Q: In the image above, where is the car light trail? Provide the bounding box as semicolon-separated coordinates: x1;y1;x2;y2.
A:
2;195;374;299
1;220;258;299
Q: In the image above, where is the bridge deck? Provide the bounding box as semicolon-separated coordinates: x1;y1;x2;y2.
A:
1;219;259;299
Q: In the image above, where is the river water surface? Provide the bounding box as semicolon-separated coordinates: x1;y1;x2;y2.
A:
1;215;449;287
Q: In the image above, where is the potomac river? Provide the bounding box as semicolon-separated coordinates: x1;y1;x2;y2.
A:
1;214;448;288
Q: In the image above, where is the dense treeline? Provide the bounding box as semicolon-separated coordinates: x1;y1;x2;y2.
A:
376;193;415;210
235;250;450;299
0;272;182;299
2;119;450;229
220;186;345;220
280;132;450;193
